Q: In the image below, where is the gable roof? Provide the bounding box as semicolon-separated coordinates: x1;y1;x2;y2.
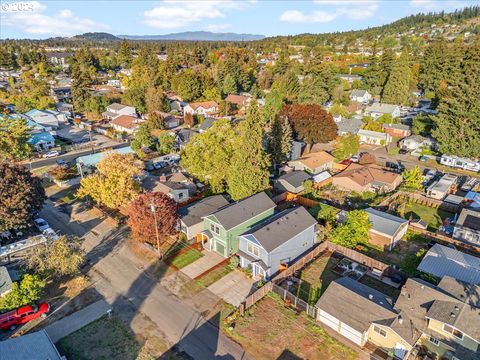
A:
277;171;311;188
350;89;369;97
365;103;399;115
208;192;276;231
289;151;334;171
28;132;55;145
316;276;396;333
334;163;401;187
417;244;480;284
188;100;218;110
365;208;408;237
225;94;249;106
111;115;142;130
0;330;63;360
382;123;411;131
357;129;388;140
437;276;480;307
241;207;317;253
198;117;216;131
337;117;363;134
176;128;198;143
107;102;128;111
177;195;230;227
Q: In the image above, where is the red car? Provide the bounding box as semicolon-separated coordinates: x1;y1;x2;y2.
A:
0;303;49;330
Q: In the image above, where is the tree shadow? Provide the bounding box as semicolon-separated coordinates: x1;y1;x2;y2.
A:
277;349;303;360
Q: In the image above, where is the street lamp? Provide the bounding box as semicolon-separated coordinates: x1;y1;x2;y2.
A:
150;201;161;258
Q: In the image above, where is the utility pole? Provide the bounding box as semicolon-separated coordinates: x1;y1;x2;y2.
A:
150;201;161;258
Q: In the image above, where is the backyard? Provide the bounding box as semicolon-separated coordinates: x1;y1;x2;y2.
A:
224;294;357;360
56;315;158;360
401;202;454;231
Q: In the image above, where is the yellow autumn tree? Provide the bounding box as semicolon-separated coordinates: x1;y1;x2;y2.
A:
77;152;143;209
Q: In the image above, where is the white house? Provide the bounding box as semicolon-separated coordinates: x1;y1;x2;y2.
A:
183;101;219;118
365;103;400;120
25;109;66;129
399;135;436;152
349;89;372;103
426;174;458;200
357;129;391;146
110;115;143;134
102;103;136;120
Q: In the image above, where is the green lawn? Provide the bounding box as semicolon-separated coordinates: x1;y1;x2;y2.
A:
196;263;232;288
293;255;341;305
168;247;204;269
402;203;453;231
359;275;400;300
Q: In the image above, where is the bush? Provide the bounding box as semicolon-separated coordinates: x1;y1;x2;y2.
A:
228;256;239;270
50;166;77;181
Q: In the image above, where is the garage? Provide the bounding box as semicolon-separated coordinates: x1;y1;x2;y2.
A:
318;310;365;346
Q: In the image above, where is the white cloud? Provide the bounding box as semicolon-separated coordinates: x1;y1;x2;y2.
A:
410;0;467;11
2;1;109;36
143;0;254;30
280;10;339;23
205;23;232;32
280;0;378;23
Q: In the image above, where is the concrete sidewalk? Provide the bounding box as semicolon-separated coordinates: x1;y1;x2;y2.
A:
207;270;256;307
180;251;225;279
45;299;112;342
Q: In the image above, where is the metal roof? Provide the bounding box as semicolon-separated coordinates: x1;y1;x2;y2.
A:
177;195;229;227
76;146;135;167
365;208;408;237
417;244;480;284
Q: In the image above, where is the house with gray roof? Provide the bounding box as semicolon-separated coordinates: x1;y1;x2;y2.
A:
200;192;276;257
453;208;480;247
358;129;392;146
274;171;310;194
336;117;363;136
0;330;64;360
399;135;437;152
365;103;401;119
0;266;16;297
365;208;409;251
417;243;480;284
177;195;229;240
349;89;372;103
237;206;317;278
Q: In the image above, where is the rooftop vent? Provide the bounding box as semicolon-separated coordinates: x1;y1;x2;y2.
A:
399;316;404;325
368;294;373;300
450;312;456;318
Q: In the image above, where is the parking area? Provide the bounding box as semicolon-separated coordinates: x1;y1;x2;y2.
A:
56;123;114;147
207;270;256;307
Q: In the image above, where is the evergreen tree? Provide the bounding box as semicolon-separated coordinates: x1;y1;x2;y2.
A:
227;102;270;200
378;49;395;93
269;116;292;166
382;49;411;104
0;115;32;160
222;73;237;95
118;39;132;67
432;39;480;158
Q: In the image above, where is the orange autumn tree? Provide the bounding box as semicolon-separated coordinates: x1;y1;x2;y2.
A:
127;192;178;245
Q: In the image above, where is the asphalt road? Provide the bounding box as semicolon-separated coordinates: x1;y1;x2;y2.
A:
40;200;253;360
26;142;130;170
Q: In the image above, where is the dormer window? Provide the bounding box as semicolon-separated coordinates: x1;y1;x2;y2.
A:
247;242;260;257
443;324;464;340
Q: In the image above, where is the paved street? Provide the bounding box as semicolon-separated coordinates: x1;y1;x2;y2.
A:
40;199;254;360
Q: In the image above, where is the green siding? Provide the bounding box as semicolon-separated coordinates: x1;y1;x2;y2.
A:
203;207;275;257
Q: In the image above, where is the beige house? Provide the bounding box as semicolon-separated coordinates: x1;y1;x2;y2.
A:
183;101;219;118
288;151;334;174
332;163;402;193
110;115;143;134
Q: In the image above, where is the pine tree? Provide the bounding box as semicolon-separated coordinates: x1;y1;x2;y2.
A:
269;116;292;166
222;73;237;96
382;49;411;104
432;39;480;158
378;49;395;92
227;102;270;200
118;39;132;67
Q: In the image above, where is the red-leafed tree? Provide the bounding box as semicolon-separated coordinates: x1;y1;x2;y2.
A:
127;192;178;245
184;112;194;127
359;152;376;165
279;104;338;146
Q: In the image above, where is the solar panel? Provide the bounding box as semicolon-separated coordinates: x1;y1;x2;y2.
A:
464;214;480;231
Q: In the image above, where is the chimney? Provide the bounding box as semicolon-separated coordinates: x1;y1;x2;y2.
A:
159;175;167;183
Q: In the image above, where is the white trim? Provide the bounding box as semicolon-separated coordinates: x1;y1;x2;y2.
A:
428;336;439;346
442;323;464;340
373;325;387;338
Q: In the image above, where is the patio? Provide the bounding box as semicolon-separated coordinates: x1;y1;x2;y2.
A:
180;250;225;279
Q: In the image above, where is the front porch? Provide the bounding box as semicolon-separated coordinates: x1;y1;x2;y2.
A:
197;230;228;257
237;249;270;279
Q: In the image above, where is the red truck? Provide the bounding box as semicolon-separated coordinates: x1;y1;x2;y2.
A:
0;303;49;330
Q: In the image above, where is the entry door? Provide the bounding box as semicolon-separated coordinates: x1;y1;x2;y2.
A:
215;241;225;256
394;343;407;359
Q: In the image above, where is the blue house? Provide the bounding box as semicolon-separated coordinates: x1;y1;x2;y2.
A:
237;206;318;278
28;132;55;151
76;146;135;176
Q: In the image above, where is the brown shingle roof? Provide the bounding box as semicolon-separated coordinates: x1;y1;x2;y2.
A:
111;115;142;130
334;163;401;187
291;151;334;171
188;101;218;110
225;94;249;106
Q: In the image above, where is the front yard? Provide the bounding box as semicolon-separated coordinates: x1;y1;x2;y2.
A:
223;294;357;360
57;315;155;360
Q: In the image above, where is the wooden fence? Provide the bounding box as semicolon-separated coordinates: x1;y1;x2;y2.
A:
271;283;317;318
377;191;461;213
240;241;396;315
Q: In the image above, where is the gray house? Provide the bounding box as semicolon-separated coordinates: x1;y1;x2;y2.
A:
177;195;229;240
453;209;480;247
274;171;311;194
237;206;317;278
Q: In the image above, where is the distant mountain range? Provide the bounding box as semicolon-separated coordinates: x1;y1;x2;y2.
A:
66;31;265;42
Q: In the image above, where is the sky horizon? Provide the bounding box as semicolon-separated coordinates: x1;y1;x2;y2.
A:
0;0;477;39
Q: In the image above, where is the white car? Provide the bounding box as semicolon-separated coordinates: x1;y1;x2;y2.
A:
34;218;50;232
43;151;60;158
350;154;360;163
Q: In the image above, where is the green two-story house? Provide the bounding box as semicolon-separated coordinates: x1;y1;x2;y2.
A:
200;192;276;257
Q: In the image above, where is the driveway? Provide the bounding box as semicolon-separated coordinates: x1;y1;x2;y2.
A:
207;271;256;307
180;250;225;279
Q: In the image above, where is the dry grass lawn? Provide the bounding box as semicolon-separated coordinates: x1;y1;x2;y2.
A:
225;295;357;360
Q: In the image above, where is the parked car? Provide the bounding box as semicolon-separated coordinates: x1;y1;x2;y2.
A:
55;159;66;166
0;303;50;331
386;161;404;173
419;155;428;162
42;151;59;158
350;154;360;163
145;164;155;172
399;149;410;155
33;218;50;232
153;161;166;170
461;177;479;192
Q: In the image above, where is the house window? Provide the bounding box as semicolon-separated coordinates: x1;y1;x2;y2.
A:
215;226;219;234
429;336;439;346
178;192;184;199
443;324;464;340
373;325;387;337
247;242;260;257
210;224;215;232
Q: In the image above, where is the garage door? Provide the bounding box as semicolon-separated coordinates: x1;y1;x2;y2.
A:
319;311;340;331
339;322;364;346
215;241;225;256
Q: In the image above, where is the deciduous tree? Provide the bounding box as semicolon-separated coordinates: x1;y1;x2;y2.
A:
157;132;177;155
0;115;32;160
402;166;423;191
127;192;177;245
0;162;45;231
331;210;371;248
0;274;45;312
332;133;360;160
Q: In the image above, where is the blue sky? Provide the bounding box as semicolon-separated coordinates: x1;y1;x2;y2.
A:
1;0;476;39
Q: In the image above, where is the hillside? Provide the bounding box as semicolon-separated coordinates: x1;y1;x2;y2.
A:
70;32;120;41
118;31;265;41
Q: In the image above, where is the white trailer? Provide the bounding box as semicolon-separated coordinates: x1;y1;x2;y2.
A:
440;155;480;172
